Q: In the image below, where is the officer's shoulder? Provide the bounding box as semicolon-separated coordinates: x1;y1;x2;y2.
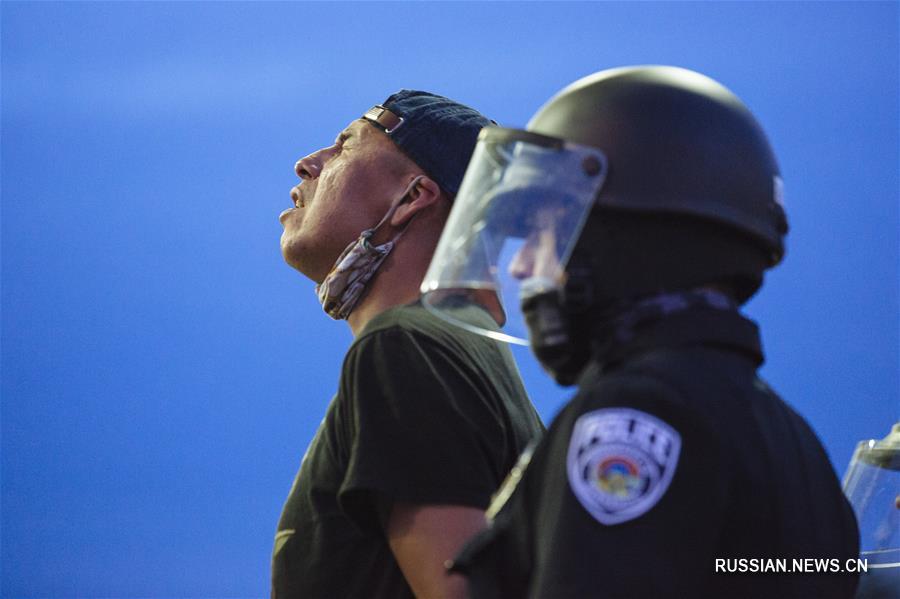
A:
567;368;706;427
577;368;687;411
554;369;724;472
561;367;728;457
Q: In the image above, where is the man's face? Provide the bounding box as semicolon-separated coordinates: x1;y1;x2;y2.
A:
279;119;409;282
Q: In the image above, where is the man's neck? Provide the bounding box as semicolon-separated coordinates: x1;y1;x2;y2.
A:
345;245;427;337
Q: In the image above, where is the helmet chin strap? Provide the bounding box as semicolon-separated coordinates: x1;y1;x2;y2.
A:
521;264;596;387
315;176;425;320
524;264;741;385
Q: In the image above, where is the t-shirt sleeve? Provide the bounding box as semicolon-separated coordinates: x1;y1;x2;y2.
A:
336;327;505;534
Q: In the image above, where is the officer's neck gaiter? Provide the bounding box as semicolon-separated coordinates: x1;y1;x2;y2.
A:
613;288;736;342
316;176;424;320
591;288;738;366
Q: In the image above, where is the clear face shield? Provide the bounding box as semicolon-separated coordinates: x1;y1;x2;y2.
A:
421;127;607;344
842;422;900;597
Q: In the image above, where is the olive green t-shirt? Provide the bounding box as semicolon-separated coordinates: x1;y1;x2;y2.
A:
271;300;543;598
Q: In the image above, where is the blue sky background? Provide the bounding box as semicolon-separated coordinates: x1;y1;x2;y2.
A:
2;1;898;596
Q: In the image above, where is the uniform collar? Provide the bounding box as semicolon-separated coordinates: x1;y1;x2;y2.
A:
593;303;764;370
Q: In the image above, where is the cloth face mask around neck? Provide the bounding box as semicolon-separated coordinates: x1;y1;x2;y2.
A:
316;176;425;320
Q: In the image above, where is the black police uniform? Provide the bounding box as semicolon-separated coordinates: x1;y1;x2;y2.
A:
454;301;860;598
272;300;544;598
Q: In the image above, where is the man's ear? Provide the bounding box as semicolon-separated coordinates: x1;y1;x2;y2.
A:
390;176;442;227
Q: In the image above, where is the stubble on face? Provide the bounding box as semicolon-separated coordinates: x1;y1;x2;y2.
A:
280;120;420;283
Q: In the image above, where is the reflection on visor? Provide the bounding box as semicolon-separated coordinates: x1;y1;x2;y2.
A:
421;127;607;344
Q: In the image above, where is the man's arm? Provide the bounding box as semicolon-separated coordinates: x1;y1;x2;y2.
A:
387;502;487;599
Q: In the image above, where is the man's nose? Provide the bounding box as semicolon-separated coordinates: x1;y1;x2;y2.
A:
294;153;321;180
294;145;335;180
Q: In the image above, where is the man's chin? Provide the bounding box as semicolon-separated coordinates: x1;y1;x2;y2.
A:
280;241;326;283
280;237;304;271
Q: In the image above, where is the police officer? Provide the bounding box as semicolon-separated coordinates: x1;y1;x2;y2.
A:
421;66;860;597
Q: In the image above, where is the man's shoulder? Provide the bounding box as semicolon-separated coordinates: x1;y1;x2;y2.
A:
338;303;460;381
357;301;438;337
350;301;488;356
339;301;530;408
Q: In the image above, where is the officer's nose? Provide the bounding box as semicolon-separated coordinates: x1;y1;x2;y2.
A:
508;241;536;281
509;226;563;282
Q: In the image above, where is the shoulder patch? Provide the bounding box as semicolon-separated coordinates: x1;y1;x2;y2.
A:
567;407;681;525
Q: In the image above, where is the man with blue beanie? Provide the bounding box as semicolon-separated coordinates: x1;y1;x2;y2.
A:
273;91;543;598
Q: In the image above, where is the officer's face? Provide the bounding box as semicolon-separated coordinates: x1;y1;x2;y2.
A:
507;208;564;282
279;120;411;282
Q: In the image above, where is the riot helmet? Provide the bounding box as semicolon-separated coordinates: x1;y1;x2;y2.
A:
421;66;788;383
